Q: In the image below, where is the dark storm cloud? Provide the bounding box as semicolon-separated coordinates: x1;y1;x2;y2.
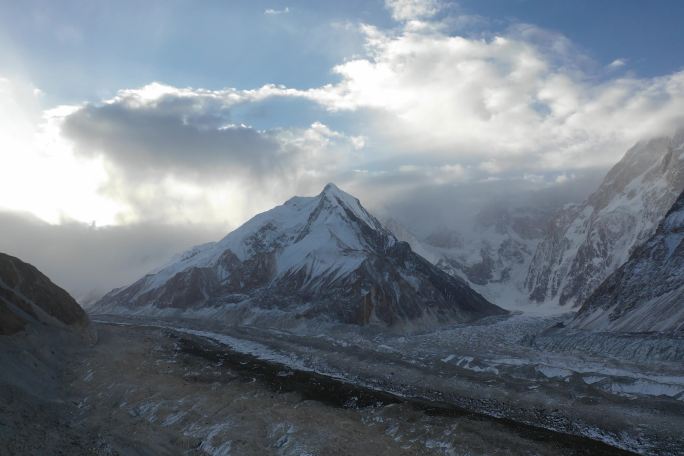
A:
62;95;292;182
0;210;225;305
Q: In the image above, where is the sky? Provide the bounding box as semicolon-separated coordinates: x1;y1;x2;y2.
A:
1;0;683;300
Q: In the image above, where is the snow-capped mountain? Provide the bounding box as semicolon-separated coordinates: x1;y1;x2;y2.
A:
526;130;684;307
571;189;684;332
93;184;506;327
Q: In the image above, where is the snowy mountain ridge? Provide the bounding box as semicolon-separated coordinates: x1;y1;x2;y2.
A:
526;130;684;308
93;184;505;328
571;189;684;332
386;130;684;315
133;183;395;297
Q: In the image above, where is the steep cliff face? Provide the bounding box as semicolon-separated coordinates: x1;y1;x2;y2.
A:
571;190;684;332
525;131;684;307
0;252;91;336
93;184;506;327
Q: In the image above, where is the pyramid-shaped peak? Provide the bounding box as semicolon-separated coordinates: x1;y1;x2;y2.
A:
92;184;506;327
319;182;360;207
322;182;344;195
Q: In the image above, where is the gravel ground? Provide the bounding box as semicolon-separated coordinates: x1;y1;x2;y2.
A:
0;322;644;455
91;314;684;455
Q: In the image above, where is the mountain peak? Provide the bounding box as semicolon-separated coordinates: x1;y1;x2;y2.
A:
322;182;339;192
314;182;385;235
92;185;505;327
320;182;347;198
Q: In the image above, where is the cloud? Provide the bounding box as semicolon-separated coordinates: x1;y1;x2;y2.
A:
264;7;290;15
609;58;627;69
365;168;606;238
58;83;364;225
63;98;284;181
385;0;442;21
291;21;684;173
6;6;684;236
0;77;121;225
52;15;684;223
396;163;467;185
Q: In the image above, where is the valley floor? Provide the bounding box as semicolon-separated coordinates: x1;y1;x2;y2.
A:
3;317;683;455
94;314;684;455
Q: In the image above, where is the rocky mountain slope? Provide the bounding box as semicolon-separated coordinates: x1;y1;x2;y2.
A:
92;184;506;327
0;252;92;336
526;130;684;307
0;252;96;453
571;189;684;332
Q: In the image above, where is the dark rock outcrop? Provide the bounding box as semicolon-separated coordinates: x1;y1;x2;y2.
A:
0;252;91;336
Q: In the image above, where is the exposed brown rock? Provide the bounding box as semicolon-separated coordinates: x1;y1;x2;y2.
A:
0;252;91;335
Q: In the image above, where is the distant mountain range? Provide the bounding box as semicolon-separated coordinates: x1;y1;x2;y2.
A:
93;183;506;328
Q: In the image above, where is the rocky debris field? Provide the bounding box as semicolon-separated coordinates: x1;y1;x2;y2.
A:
91;312;684;456
0;320;661;455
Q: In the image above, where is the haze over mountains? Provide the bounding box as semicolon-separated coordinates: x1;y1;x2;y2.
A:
396;204;553;310
86;129;684;336
381;130;684;323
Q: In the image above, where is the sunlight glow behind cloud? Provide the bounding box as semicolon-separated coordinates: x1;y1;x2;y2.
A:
0;78;121;225
1;0;684;229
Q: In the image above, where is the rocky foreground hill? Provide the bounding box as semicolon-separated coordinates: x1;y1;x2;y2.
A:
0;253;98;453
0;252;93;337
